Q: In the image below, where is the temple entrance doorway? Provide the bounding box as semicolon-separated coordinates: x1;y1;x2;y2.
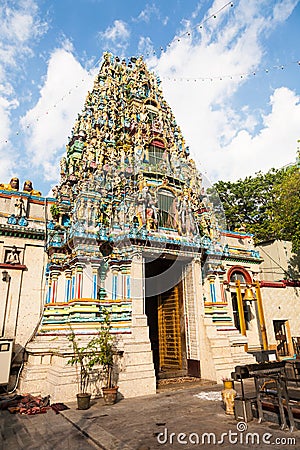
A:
145;255;187;379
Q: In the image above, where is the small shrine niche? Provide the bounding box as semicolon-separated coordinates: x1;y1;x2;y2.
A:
4;246;22;265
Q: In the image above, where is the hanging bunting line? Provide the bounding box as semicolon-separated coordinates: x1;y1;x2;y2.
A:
160;60;300;83
144;1;234;57
0;2;235;147
1;58;299;147
0;2;298;147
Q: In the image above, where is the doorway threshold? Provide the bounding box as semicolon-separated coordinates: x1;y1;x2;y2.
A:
157;377;216;392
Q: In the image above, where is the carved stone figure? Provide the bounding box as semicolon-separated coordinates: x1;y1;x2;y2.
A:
23;180;41;196
136;185;157;229
14;197;26;218
0;177;20;191
5;246;20;264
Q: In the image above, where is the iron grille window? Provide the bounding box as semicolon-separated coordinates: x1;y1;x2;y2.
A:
158;189;176;229
230;271;246;283
148;145;164;167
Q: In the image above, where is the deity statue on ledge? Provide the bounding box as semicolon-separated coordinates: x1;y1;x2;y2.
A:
0;177;20;191
23;180;42;196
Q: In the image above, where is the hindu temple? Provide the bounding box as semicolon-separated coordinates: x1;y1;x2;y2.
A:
1;53;299;402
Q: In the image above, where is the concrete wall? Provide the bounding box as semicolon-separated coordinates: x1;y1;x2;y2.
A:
0;236;46;348
261;285;300;352
257;240;293;281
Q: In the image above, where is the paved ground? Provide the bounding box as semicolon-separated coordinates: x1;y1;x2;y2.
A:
0;406;98;450
1;381;299;450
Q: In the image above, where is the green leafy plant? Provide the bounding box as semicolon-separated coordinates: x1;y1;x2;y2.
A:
50;204;60;220
67;309;117;394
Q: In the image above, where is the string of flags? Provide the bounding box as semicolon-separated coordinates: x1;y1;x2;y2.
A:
1;1;299;146
0;1;236;147
1;57;299;147
144;1;234;57
160;60;300;83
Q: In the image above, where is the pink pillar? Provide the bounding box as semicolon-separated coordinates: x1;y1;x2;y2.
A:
76;267;83;299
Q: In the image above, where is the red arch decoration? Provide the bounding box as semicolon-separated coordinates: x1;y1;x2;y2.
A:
150;138;165;148
227;266;252;284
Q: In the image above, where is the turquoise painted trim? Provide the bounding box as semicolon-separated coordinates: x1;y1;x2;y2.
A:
45;279;51;304
220;228;254;237
210;282;217;303
112;274;118;300
92;274;97;299
126;275;130;299
71;275;76;299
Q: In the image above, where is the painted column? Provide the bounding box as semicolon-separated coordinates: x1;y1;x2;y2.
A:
254;280;268;350
129;252;152;347
64;270;72;302
91;266;99;300
120;264;129;299
112;271;118;300
50;272;60;303
98;261;108;300
76;266;83;299
126;274;131;299
131;252;144;315
235;280;247;350
45;275;51;304
71;269;76;300
220;282;226;302
208;275;217;302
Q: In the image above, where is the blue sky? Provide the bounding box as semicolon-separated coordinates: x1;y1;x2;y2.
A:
0;0;299;196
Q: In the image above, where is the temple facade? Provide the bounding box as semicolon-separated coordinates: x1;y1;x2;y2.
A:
1;53;299;401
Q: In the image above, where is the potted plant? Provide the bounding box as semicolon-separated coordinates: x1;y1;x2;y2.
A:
67;309;118;409
91;309;119;405
67;330;94;410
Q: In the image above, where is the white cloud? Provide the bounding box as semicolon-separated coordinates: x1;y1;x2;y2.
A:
0;0;47;68
98;20;130;54
147;0;299;182
133;3;168;25
0;0;47;180
205;87;300;181
20;46;94;181
138;36;155;56
133;4;160;23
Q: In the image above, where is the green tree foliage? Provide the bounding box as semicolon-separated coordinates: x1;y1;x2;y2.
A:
273;166;300;252
210;167;289;244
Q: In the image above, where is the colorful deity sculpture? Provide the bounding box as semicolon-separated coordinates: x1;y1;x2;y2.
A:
47;52;218;277
0;177;20;191
0;178;41;196
23;180;42;196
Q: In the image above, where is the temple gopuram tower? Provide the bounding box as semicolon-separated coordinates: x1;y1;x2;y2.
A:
20;53;255;401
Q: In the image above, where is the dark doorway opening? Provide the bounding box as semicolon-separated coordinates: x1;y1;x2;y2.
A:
231;293;250;331
145;256;187;379
273;320;289;356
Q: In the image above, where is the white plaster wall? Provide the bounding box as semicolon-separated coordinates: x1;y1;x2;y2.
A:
105;268;113;299
56;272;64;302
261;286;300;347
82;264;93;298
0;237;46;349
257;240;292;282
15;242;46;346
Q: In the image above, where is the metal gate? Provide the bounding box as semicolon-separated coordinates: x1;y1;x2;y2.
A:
158;282;182;371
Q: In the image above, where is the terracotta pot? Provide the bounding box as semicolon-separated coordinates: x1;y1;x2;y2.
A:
76;393;91;410
102;386;119;405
